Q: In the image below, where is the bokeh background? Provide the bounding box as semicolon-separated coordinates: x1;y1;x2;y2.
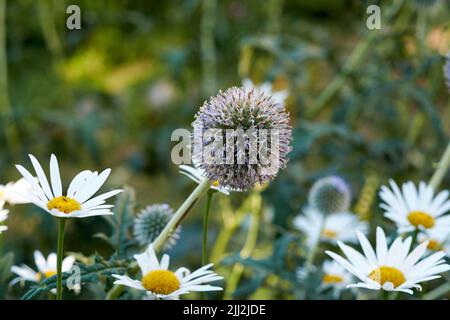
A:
0;0;449;299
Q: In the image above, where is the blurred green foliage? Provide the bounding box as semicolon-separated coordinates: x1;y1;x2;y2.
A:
0;0;449;299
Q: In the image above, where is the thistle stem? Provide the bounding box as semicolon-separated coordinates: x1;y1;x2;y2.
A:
153;179;211;252
429;141;450;190
202;191;213;266
56;218;66;300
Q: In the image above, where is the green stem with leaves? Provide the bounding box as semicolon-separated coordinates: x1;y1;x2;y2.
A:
56;218;66;300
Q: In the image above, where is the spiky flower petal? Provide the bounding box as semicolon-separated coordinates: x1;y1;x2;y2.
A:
192;87;292;191
133;204;180;250
308;176;351;214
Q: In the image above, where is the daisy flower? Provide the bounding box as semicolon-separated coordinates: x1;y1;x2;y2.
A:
293;207;368;247
112;244;223;299
0;178;32;205
326;227;450;294
0;201;9;234
379;180;450;233
15;154;122;218
179;165;230;195
242;78;289;105
418;228;450;257
321;260;353;294
11;251;75;286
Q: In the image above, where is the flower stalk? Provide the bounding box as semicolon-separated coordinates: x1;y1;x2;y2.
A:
153;179;211;252
56;218;66;300
202;191;214;266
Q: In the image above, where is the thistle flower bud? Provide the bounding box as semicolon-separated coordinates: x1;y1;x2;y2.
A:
133;204;180;250
192;87;292;191
308;176;351;214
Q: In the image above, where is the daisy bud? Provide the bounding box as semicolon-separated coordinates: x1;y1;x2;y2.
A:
308;176;351;214
133;204;181;250
192;87;292;191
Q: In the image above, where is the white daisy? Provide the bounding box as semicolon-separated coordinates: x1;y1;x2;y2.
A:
242;78;289;105
418;228;450;257
11;250;75;285
179;165;230;195
379;180;450;233
112;244;223;299
326;227;450;294
293;207;368;247
0;200;9;234
15;154;122;218
321;260;353;289
0;178;33;204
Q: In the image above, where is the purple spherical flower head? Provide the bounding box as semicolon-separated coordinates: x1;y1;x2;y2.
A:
192;87;292;191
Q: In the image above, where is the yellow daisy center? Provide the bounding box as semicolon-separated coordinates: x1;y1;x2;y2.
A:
47;196;81;214
322;229;337;239
141;270;180;295
407;211;435;229
323;274;343;284
44;270;57;278
368;266;406;288
425;239;442;251
211;180;220;187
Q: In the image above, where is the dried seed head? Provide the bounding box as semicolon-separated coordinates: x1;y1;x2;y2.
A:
192;87;292;191
133;204;180;250
308;176;351;214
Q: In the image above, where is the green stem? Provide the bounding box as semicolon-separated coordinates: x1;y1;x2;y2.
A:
202;191;213;300
429;141;450;190
202;191;213;266
105;179;211;300
153;179;211;252
306;214;325;269
56;218;66;300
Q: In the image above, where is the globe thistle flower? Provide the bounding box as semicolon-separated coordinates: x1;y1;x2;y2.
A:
308;176;351;214
112;244;223;299
192;87;292;191
0;201;9;234
133;204;181;250
326;227;450;294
